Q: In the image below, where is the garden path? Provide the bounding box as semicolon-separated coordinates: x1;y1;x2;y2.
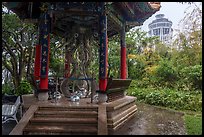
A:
113;102;187;135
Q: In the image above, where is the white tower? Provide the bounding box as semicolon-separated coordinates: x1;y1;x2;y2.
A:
148;14;173;46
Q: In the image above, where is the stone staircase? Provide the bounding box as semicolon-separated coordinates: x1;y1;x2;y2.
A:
23;106;98;135
106;96;137;134
10;96;136;135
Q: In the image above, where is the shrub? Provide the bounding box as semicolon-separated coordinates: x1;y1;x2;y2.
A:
127;81;202;112
180;65;202;91
154;59;178;88
2;83;14;95
128;57;146;80
16;80;32;96
129;79;150;89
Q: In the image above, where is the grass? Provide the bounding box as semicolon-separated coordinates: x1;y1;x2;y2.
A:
184;114;202;135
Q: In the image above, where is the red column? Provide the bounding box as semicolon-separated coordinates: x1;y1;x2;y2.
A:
120;22;127;79
99;3;108;92
34;44;41;81
99;35;108;91
39;34;50;90
38;11;51;91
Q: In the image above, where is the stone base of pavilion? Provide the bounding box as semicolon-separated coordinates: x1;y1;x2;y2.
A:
10;94;137;135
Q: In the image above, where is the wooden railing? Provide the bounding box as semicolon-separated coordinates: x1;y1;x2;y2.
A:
9;105;38;135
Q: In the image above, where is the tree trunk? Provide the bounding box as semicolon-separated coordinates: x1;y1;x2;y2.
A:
13;74;20;91
26;48;33;79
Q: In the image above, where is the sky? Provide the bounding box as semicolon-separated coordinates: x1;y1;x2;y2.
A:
139;2;202;35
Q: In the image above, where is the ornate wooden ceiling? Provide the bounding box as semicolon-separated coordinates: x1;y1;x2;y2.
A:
3;2;160;37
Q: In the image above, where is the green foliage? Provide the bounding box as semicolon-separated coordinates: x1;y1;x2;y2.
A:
2;10;37;89
155;60;177;81
48;35;65;77
172;3;202;68
98;12;202;93
179;65;202;90
127;80;202;112
107;37;120;77
153;59;178;88
128;56;146;79
16;80;32;96
2;83;14;95
108;28;161;78
184;115;202;135
2;13;21;30
131;78;151;89
49;54;64;77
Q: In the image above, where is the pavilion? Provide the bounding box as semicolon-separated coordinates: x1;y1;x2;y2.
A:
3;2;160;135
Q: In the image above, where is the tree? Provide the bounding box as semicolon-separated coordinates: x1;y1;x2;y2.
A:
172;2;202;68
49;35;65;78
170;3;202;91
107;27;164;79
2;11;37;91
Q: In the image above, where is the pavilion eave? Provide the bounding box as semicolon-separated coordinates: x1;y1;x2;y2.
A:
3;2;160;37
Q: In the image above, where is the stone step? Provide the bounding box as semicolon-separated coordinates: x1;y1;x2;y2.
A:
29;122;97;127
105;96;137;134
107;105;137;132
38;105;98;111
107;105;137;126
107;101;136;118
23;125;97;135
29;117;97;124
106;96;136;111
34;110;98;118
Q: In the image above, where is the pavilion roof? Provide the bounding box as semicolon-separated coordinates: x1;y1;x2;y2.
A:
3;2;160;37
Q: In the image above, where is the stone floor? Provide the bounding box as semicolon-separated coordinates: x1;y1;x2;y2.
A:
22;94;97;111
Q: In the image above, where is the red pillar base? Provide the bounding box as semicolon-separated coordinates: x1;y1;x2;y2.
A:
99;79;107;92
39;78;49;91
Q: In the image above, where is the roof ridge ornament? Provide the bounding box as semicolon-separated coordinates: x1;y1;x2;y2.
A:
148;2;161;10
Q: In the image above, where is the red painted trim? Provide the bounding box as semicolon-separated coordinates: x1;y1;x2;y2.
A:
99;79;107;91
39;34;50;90
120;46;126;79
34;44;41;81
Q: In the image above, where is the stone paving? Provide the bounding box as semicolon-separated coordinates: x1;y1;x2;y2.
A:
113;102;186;135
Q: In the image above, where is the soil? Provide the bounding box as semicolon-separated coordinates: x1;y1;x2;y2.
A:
113;102;187;135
